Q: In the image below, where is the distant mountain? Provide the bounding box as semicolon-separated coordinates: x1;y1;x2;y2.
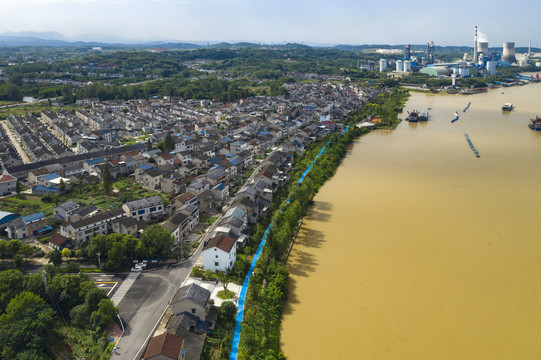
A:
210;42;261;49
0;31;72;41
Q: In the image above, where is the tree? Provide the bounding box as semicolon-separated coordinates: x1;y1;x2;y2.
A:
15;181;21;194
13;254;22;269
18;244;34;262
218;271;230;291
47;249;62;267
164;132;174;152
61;248;72;259
0;291;55;355
102;163;113;194
146;138;152;151
6;239;21;257
140;224;174;258
59;179;66;193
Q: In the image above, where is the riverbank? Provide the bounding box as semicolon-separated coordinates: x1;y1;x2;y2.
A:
230;89;408;360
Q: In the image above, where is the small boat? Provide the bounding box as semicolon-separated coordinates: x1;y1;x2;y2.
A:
528;115;541;131
419;110;429;121
451;112;459;123
502;103;513;111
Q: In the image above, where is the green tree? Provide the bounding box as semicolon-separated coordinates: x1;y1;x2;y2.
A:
164;132;174;152
47;249;62;267
61;248;72;259
102;163;113;195
15;181;21;194
90;299;118;330
0;291;55;356
59;178;66;193
6;239;22;257
12;254;22;269
146;138;152;151
140;224;174;258
18;244;34;262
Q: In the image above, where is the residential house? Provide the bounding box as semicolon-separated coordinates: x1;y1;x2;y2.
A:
162;211;190;247
137;167;163;190
196;190;215;214
202;234;236;272
172;192;198;211
111;217;139;237
170;282;211;321
54;201;81;221
122;196;165;221
0;174;17;196
60;209;125;243
48;234;72;250
6;212;50;240
143;332;186;360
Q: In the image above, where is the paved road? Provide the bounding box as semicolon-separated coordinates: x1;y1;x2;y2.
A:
113;248;204;360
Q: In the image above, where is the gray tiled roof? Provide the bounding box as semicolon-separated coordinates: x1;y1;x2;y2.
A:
124;196;163;211
172;283;210;308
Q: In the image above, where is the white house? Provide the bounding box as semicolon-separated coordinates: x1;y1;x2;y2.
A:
122;196;165;221
202;234;236;272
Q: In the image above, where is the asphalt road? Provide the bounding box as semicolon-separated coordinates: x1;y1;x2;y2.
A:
113;249;203;360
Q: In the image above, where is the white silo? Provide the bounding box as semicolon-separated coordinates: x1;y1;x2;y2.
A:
536;61;541;67
486;61;496;75
458;67;469;77
379;58;387;72
396;60;403;72
403;60;412;72
502;42;517;63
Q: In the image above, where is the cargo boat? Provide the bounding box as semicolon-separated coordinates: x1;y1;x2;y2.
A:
461;87;488;95
528;116;541;131
406;110;420;122
419;110;429;121
502;103;513;111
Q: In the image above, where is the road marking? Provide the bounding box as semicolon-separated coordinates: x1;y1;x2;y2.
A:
107;282;119;297
94;281;117;284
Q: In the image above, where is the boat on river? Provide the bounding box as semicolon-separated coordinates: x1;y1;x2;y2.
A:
406;110;420;122
419;110;429;121
528;116;541;131
502;103;513;111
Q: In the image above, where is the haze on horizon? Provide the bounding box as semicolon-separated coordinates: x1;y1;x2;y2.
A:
0;0;539;46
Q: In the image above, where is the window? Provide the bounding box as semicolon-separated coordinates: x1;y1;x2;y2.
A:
215;262;219;266
215;255;218;258
191;308;196;314
158;206;162;210
150;207;156;212
132;211;136;216
138;209;145;215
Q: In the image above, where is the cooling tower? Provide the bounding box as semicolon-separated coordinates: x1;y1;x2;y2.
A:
502;42;517;63
477;41;488;56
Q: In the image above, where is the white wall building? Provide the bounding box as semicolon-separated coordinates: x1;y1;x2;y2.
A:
202;234;237;272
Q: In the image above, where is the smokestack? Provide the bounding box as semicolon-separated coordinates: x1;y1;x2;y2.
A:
473;26;478;63
502;42;517;64
529;40;531;57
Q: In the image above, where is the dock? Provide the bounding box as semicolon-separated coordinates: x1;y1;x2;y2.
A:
464;133;480;157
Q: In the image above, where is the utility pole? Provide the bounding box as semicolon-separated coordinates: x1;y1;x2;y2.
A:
97;253;101;270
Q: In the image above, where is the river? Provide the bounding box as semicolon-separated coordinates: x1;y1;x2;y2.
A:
281;83;541;359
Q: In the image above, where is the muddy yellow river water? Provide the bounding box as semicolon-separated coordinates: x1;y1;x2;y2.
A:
282;83;541;359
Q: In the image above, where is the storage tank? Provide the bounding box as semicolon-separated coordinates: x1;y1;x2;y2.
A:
518;59;528;67
403;60;412;72
536;61;541;67
379;59;387;72
486;61;496;76
396;60;403;72
458;67;469;77
502;42;517;64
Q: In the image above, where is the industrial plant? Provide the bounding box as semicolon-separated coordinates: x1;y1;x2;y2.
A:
379;26;540;87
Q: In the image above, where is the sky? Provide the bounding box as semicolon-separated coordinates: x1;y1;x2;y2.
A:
0;0;539;46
